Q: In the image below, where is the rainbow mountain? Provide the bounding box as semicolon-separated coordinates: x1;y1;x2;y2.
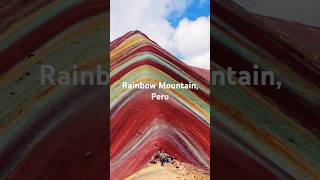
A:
110;31;210;179
0;1;108;179
211;0;320;179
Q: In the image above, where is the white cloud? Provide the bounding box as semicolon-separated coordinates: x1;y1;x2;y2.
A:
185;50;210;69
111;0;210;70
173;16;210;69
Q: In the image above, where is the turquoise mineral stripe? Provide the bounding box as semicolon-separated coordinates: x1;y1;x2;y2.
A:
212;111;302;179
0;14;106;127
111;70;209;125
213;74;320;172
111;52;209;95
212;25;320;106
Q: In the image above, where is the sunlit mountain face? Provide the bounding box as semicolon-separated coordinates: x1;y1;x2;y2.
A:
110;31;210;180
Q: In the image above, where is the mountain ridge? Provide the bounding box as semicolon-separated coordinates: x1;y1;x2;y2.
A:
110;30;210;179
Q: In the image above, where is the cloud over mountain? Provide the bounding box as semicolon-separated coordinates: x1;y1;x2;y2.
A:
111;0;210;69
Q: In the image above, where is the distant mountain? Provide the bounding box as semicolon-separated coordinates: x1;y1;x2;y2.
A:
233;0;320;27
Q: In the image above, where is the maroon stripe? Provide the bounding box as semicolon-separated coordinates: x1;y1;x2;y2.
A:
213;2;320;85
212;40;320;137
0;0;108;75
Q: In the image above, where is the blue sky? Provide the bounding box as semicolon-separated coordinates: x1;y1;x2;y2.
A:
168;0;210;27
